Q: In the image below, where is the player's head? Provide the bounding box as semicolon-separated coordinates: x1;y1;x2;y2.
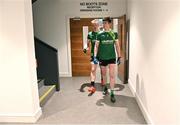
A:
103;17;112;30
91;19;99;31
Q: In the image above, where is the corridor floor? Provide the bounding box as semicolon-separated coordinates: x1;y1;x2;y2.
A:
37;76;147;124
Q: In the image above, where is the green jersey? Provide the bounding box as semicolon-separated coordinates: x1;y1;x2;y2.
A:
87;31;98;56
97;31;118;60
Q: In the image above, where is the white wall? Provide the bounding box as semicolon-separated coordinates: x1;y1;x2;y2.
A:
0;0;41;123
127;0;180;124
32;0;127;76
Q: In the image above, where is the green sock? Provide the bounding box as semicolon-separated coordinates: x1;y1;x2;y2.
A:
110;89;114;96
104;84;108;90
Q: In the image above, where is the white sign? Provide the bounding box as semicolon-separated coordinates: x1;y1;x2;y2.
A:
80;2;108;12
82;26;89;49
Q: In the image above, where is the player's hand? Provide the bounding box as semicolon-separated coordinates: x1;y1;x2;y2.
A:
93;57;98;64
83;49;87;53
117;57;121;65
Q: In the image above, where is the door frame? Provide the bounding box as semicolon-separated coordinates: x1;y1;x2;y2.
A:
66;16;103;77
117;15;129;84
66;16;99;77
65;16;72;77
69;18;96;76
66;15;128;79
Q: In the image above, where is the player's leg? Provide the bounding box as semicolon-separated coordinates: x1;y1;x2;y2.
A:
100;65;108;95
88;61;97;93
100;66;104;86
90;63;97;82
109;63;116;103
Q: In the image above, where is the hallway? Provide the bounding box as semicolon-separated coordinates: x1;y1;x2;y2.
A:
1;0;180;124
37;77;146;124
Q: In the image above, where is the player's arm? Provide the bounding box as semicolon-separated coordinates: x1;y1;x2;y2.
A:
114;32;121;58
91;40;99;64
87;39;90;50
94;40;99;58
114;32;122;65
115;39;121;58
83;39;90;53
115;39;122;65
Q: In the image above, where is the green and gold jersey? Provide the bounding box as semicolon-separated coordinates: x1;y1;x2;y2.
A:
97;31;118;60
87;31;99;56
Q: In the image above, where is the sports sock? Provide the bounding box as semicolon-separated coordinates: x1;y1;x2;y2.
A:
91;81;95;87
110;89;114;96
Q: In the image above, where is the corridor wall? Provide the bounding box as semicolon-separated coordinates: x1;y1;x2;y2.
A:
127;0;180;124
0;0;41;123
32;0;127;76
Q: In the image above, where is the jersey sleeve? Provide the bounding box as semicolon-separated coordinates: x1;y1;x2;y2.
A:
114;32;118;40
96;33;101;42
87;33;91;40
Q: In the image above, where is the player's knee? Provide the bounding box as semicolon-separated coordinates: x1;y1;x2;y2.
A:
91;67;96;73
101;71;106;76
110;74;115;80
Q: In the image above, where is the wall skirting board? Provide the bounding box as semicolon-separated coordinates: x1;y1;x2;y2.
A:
128;79;154;125
60;72;72;77
0;108;42;123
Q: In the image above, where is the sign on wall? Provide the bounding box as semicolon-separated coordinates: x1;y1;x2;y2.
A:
80;2;108;12
82;26;89;49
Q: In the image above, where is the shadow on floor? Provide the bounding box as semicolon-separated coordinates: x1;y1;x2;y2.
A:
79;82;125;93
96;94;147;124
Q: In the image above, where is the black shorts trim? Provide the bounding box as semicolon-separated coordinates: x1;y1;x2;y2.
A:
99;59;116;66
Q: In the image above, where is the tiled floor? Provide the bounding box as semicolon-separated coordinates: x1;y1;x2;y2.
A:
37;74;146;124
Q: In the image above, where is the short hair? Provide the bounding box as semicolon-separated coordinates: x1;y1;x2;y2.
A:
103;17;112;23
91;19;99;24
